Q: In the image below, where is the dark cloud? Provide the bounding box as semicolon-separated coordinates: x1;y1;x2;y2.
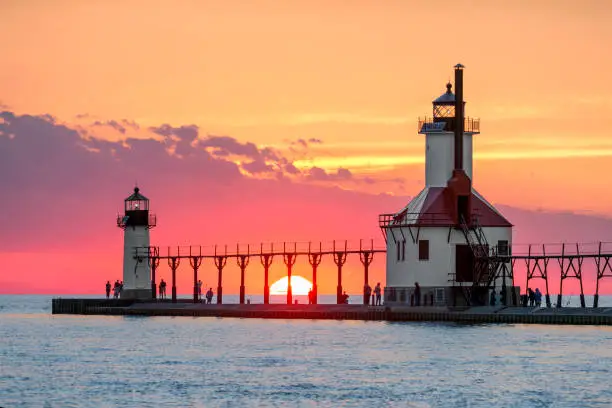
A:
307;166;353;181
289;137;323;150
336;168;352;179
37;114;56;124
0;110;241;199
200;135;262;159
92;120;127;134
121;119;139;130
284;163;300;174
149;124;200;157
199;135;282;171
0;109;404;254
150;124;198;142
242;159;275;174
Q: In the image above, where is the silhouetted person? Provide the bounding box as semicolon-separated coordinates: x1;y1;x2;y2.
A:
528;288;535;307
105;281;111;299
197;280;203;301
308;288;313;304
490;290;496;306
206;288;213;304
414;282;421;306
374;283;382;306
535;288;542;307
364;283;372;305
113;280;120;299
159;279;167;299
342;291;349;304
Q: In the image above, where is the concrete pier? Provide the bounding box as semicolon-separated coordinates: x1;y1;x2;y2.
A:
52;298;612;325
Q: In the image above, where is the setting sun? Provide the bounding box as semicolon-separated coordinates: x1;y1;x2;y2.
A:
270;276;313;296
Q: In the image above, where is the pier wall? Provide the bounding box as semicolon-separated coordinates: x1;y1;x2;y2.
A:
52;298;612;326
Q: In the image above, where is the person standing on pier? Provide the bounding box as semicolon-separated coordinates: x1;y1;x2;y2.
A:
365;283;372;305
414;282;421;307
113;280;120;299
159;279;167;299
374;283;382;306
206;288;213;304
197;280;203;301
105;281;111;299
535;288;542;307
528;288;535;307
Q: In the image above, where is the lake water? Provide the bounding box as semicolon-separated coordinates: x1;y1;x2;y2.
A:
2;295;612;407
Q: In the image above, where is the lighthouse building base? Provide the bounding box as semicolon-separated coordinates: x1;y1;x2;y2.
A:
121;288;153;300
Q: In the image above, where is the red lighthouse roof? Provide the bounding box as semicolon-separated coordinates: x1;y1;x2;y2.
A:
386;187;512;228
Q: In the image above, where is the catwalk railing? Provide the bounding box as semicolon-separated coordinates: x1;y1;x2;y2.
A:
132;240;612;309
134;240;385;306
451;242;612;308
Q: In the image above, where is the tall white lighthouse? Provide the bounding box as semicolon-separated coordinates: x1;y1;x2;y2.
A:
117;187;156;299
380;64;516;307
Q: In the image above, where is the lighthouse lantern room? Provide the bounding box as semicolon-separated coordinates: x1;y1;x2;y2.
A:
117;187;156;299
380;64;518;307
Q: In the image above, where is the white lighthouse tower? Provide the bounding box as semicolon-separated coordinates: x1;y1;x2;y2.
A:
380;64;517;307
117;187;156;299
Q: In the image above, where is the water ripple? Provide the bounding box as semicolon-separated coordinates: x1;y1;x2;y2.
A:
2;296;612;407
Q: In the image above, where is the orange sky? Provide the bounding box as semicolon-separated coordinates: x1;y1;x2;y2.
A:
2;1;612;294
2;1;612;213
2;1;612;211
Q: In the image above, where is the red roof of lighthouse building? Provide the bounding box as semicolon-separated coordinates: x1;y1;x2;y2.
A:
392;187;512;227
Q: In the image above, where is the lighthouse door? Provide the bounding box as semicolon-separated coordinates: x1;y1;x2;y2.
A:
455;244;474;282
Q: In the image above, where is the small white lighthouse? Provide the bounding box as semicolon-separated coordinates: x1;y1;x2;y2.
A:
380;64;516;307
117;187;156;299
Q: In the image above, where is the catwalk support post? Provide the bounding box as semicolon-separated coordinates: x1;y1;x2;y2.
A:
308;242;322;305
261;243;273;305
237;244;250;304
543;245;551;308
500;260;508;306
359;239;374;305
593;242;612;308
557;243;586;308
168;247;181;303
214;245;227;304
190;247;202;303
148;247;160;299
507;258;517;306
333;240;348;304
283;242;297;305
524;244;551;308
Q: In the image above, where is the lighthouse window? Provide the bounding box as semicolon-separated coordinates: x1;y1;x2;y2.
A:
419;240;429;261
498;240;509;256
126;199;148;211
396;240;400;261
396;240;406;262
